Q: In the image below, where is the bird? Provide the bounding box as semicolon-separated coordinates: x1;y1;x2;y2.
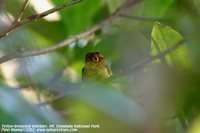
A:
82;52;112;82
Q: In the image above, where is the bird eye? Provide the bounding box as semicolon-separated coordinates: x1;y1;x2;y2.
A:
93;56;98;62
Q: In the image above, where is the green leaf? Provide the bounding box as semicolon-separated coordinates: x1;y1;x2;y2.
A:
102;0;124;13
151;22;192;69
134;0;174;18
194;0;200;15
189;115;200;133
74;84;146;126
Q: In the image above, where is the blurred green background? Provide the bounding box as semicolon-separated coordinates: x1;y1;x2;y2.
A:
0;0;200;133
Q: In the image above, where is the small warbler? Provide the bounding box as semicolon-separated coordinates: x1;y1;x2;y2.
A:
82;52;112;81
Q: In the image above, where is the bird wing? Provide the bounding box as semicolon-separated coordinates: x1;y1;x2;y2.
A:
106;64;112;76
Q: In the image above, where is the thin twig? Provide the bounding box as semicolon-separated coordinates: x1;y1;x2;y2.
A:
0;48;25;63
120;14;163;22
15;0;29;22
26;0;83;21
0;0;83;38
0;0;141;64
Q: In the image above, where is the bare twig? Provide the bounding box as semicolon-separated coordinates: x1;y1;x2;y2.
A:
120;14;163;22
15;0;29;22
26;0;83;21
0;48;25;63
0;0;83;38
0;0;141;64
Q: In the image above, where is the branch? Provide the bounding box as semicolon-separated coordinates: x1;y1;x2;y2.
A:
0;0;141;64
0;0;83;38
120;14;163;22
26;0;83;21
0;49;25;63
15;0;29;22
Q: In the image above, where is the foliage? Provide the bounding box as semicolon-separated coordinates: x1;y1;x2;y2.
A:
0;0;200;133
